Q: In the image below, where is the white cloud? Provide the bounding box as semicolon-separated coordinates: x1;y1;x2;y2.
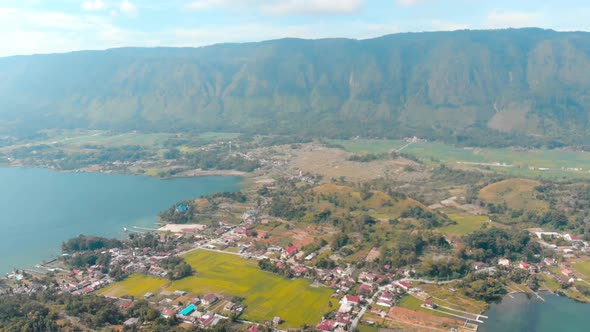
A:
487;9;541;29
397;0;429;7
119;0;137;17
82;0;108;11
263;0;364;16
0;7;143;56
185;0;244;10
186;0;365;16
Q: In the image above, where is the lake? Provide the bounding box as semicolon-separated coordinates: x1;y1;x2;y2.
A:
0;167;241;274
480;292;590;332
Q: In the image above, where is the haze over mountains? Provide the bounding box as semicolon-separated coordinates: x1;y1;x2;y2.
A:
2;28;590;147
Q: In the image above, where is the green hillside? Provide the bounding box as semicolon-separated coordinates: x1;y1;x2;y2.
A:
2;28;590;147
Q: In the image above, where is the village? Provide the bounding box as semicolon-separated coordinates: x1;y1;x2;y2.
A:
4;184;590;332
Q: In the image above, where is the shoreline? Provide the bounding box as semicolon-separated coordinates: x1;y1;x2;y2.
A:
0;163;250;180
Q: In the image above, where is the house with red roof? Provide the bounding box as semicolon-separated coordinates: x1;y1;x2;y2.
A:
423;300;437;309
340;295;361;306
396;281;414;292
285;246;298;257
376;293;393;307
358;283;374;295
562;269;574;277
316;320;336;331
518;261;537;273
161;309;176;318
199;313;216;328
565;234;583;243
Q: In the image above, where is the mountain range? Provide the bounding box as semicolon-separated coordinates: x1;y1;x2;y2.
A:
1;28;590;147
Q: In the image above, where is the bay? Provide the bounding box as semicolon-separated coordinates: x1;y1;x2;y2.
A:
480;292;590;332
0;167;241;274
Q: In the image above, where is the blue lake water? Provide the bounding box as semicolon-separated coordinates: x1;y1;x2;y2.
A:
0;167;241;274
481;291;590;332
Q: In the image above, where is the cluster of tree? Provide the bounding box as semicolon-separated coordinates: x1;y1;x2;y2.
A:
64;294;124;328
258;258;293;278
62;235;122;252
182;149;260;172
419;257;469;280
127;233;176;252
526;210;570;230
159;200;197;224
462;227;540;263
381;233;428;268
157;256;193;280
347;153;386;162
460;272;507;302
63;251;111;269
400;206;453;228
210;191;248;203
0;293;58;331
0;291;133;331
268;194;307;220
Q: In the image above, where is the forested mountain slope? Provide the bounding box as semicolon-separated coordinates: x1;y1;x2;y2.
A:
2;28;590;147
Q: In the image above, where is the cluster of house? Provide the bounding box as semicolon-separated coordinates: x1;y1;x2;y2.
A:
3;271;46;295
108;247;178;277
488;255;580;285
146;291;244;328
63;266;112;295
534;231;588;248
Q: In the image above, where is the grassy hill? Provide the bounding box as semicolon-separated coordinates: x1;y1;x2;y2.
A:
2;29;590;147
479;179;548;212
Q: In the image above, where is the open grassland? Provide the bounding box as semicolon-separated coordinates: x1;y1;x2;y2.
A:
397;295;449;318
97;274;168;298
196;132;240;142
357;325;379;332
169;250;333;328
437;214;490;235
573;260;590;279
329;139;406;154
479;179;548;212
330;139;590;179
540;274;561;292
418;283;488;313
289;145;423;182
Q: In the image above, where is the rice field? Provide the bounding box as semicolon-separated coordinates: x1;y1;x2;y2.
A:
168;249;334;328
97;274;168;298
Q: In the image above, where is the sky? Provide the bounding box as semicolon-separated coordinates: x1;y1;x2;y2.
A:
1;0;590;56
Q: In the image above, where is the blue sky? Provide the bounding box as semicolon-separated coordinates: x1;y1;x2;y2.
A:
1;0;589;56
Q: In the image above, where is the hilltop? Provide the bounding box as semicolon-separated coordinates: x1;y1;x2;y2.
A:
2;29;590;148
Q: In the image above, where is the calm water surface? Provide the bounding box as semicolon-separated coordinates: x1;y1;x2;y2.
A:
0;167;241;274
481;292;590;332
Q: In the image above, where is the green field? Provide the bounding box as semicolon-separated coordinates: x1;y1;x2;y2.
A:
438;214;490;235
396;294;451;317
97;274;168;298
331;139;590;179
358;325;379;332
196;132;241;142
168;250;333;328
573;261;590;279
329;139;406;154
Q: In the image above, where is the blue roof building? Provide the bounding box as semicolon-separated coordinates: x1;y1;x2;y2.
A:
175;204;189;212
180;304;196;316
